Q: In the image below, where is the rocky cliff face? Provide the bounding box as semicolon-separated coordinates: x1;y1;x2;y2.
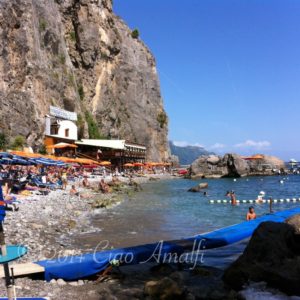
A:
0;0;169;161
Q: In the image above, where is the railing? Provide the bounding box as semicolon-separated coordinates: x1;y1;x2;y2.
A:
76;152;98;161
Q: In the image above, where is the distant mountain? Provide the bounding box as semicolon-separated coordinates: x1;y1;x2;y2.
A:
169;141;214;165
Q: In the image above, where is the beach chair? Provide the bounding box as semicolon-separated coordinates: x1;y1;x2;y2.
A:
30;178;57;190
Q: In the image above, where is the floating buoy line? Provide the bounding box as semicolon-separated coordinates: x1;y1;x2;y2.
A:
209;198;300;204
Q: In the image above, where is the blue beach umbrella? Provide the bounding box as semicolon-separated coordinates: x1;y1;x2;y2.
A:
11;155;32;166
30;158;59;166
55;161;66;167
0;157;12;165
0;152;13;159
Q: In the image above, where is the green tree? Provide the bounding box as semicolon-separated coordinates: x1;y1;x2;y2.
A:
131;29;139;39
78;85;84;101
0;133;8;150
157;111;168;129
69;31;76;42
38;145;47;155
85;111;102;139
77;113;85;139
10;135;26;150
39;18;47;32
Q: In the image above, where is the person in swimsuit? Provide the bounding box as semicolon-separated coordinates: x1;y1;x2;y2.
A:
70;185;79;196
226;191;237;205
246;206;257;221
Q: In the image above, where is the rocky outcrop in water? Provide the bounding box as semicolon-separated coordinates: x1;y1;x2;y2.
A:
223;216;300;296
0;0;169;161
188;182;208;192
190;153;285;178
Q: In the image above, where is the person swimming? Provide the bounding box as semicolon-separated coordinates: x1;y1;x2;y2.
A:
256;191;265;203
246;206;257;221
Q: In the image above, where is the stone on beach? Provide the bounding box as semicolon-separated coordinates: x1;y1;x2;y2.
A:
144;277;185;299
223;217;300;296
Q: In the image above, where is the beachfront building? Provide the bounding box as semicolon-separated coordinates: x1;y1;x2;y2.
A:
43;107;147;164
44;106;78;155
75;139;147;166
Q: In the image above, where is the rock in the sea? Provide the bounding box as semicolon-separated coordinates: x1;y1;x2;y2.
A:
190;154;248;179
223;219;300;296
188;183;208;192
190;153;285;178
144;277;185;299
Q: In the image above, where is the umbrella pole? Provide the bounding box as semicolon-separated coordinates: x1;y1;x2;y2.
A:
0;222;6;256
3;263;13;299
0;222;14;299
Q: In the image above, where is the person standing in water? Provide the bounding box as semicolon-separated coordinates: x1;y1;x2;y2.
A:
269;197;273;213
246;206;257;221
226;191;237;206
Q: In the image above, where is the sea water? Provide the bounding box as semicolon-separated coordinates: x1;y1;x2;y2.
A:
73;175;300;299
83;175;299;247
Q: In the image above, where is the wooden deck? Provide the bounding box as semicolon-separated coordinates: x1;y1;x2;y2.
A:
0;263;45;278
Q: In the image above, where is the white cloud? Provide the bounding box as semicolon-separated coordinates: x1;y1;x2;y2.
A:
172;141;189;147
209;143;226;150
234;140;271;150
172;141;204;148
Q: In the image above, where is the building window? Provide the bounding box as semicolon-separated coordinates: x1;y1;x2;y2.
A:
65;129;69;137
50;125;59;135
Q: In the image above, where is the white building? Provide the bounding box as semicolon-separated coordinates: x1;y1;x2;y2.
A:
45;106;78;141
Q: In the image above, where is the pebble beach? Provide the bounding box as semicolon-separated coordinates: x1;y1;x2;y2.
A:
0;173;179;299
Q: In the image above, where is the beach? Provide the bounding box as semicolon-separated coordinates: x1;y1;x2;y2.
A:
0;173;179;298
0;174;300;298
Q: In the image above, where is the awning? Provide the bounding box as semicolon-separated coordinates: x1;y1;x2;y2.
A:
76;139;126;150
47;143;78;149
10;151;42;158
99;161;111;166
243;154;264;160
124;163;134;167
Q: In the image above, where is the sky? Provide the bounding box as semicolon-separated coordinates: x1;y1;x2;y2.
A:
114;0;300;160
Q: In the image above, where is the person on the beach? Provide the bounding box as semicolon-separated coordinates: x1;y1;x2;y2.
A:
96;149;102;161
82;176;90;188
246;206;257;221
99;179;110;193
226;191;237;205
61;171;68;190
70;185;79;196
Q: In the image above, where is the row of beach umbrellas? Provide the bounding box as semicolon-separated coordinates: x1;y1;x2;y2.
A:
0;151;111;167
0;152;66;167
123;162;171;168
